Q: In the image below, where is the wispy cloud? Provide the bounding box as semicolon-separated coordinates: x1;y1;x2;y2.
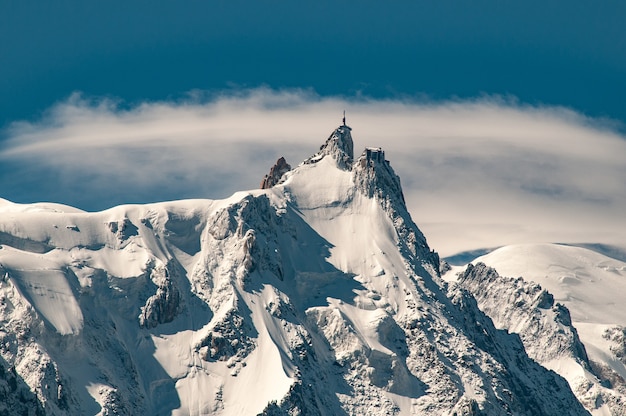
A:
1;89;625;256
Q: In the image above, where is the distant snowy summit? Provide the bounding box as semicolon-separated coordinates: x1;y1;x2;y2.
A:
445;243;626;415
0;122;589;415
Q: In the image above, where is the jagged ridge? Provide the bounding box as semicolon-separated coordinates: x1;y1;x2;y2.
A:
454;262;626;414
0;122;590;415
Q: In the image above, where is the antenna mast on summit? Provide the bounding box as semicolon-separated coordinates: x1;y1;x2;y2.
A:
343;110;346;126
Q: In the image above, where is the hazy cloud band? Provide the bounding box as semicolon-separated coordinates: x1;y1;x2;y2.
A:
1;89;624;256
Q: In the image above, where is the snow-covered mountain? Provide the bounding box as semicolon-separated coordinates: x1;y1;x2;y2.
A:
0;124;590;415
445;244;626;415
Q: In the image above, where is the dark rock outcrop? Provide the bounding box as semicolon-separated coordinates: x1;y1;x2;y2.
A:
260;157;291;189
139;264;181;328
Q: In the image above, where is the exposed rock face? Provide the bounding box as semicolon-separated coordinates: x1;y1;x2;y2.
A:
0;356;46;416
456;262;626;415
107;218;139;243
354;147;404;206
138;263;182;329
304;125;354;170
260;157;291;189
457;263;590;365
196;303;256;363
353;146;440;278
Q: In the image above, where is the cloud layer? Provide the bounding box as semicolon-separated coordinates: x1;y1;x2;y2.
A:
1;89;625;256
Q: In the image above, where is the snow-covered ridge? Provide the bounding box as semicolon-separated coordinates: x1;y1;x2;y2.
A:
303;124;354;169
446;243;626;415
0;125;589;415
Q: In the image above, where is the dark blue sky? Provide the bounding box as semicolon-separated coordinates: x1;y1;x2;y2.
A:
2;0;626;127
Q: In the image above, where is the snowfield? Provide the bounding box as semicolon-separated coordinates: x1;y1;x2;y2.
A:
475;244;626;326
0;125;591;415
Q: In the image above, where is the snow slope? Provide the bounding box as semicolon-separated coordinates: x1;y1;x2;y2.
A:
0;126;589;415
476;244;626;326
445;243;626;415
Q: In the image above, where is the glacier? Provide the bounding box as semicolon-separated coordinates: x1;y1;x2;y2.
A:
0;124;590;415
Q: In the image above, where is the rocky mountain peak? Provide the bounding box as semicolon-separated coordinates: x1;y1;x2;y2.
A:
353;146;406;207
260;157;291;189
0;121;595;415
304;124;354;170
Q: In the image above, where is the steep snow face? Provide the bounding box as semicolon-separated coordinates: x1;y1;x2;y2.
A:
0;247;84;335
0;127;589;415
446;244;626;415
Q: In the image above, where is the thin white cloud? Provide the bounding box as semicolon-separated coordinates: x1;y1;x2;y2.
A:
1;89;625;257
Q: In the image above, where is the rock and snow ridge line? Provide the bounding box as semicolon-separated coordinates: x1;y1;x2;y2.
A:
0;123;590;415
445;243;626;415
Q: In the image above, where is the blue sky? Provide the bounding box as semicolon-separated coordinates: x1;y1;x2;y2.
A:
3;1;626;125
1;1;626;255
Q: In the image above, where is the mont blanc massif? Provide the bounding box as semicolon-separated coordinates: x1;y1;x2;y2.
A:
1;121;626;416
